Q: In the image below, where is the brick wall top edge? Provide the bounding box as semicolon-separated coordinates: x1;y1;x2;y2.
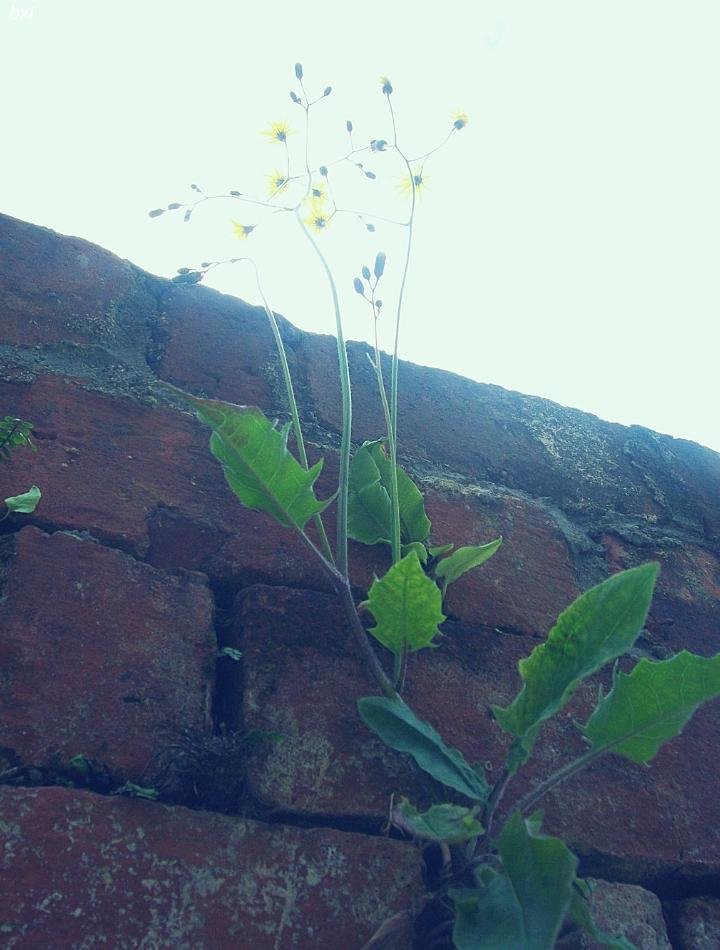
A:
2;211;718;544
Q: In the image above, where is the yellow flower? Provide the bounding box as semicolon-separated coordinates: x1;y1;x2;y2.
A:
452;111;469;130
262;121;292;144
267;169;290;196
397;168;428;197
303;200;331;233
231;220;255;240
310;182;326;200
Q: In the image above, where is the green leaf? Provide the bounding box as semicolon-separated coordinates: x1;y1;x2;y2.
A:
451;811;578;950
357;696;489;802
566;881;637;950
218;647;242;661
347;440;430;547
182;394;332;531
401;540;428;564
583;650;720;763
365;552;445;656
4;485;41;513
492;564;659;769
392;799;483;843
434;538;502;596
428;543;453;558
112;782;159;800
0;416;35;461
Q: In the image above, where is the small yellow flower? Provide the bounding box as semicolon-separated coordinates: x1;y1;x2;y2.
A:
267;169;290;196
303;200;331;233
452;111;469;130
397;168;428;197
310;182;326;200
231;220;255;240
262;121;292;144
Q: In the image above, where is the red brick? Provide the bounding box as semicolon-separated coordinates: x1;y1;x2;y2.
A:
0;526;214;778
0;786;424;949
559;879;670;949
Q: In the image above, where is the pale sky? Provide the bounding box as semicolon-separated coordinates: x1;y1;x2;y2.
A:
2;1;718;452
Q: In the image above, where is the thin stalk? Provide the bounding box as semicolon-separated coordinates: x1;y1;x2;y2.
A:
296;209;352;577
513;746;606;818
245;258;334;564
480;767;512;843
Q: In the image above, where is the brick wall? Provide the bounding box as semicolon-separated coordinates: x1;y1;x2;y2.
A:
1;212;718;948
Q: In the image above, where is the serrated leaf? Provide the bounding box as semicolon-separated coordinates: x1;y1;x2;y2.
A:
4;485;41;513
583;650;720;763
392;799;483;843
181;394;332;531
451;811;578;950
566;881;637;950
365;552;445;656
347;440;430;547
357;696;489;802
434;538;502;596
492;564;659;770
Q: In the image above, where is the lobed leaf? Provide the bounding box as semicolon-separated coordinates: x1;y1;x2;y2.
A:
181;393;332;531
434;538;502;596
365;552;445;656
492;564;659;770
451;811;578;950
357;696;489;802
392;799;483;843
347;440;430;547
583;650;720;763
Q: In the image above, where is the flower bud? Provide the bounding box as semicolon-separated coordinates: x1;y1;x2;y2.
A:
353;277;365;295
324;86;332;96
294;63;303;80
362;265;371;280
167;202;181;210
374;251;386;280
148;209;164;218
346;120;353;134
319;166;328;177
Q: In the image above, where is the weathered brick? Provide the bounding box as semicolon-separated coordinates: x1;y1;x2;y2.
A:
665;896;720;950
0;786;424;949
0;527;214;779
558;879;670;949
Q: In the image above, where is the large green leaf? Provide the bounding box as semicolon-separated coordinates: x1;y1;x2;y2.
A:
434;538;502;596
583;650;720;763
183;394;332;531
451;811;578;950
347;440;430;546
392;799;483;843
357;696;489;802
492;564;659;769
4;485;41;513
365;552;445;656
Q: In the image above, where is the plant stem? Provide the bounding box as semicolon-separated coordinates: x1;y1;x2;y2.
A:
246;258;334;564
296;209;352;578
480;768;512;842
297;525;398;699
513;746;606;817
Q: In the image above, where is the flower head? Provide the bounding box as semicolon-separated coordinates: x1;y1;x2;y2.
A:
262;121;292;144
397;167;428;198
452;111;469;131
379;76;393;95
303;200;331;233
267;169;290;196
310;181;326;200
231;220;255;240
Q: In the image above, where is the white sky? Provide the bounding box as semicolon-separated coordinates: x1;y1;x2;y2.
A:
2;1;718;452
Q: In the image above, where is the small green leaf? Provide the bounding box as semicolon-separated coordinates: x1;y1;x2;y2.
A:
179;393;332;531
583;650;720;763
428;543;453;558
451;811;578;950
347;440;430;547
358;696;489;802
434;538;502;596
566;881;638;950
493;564;659;769
218;647;242;661
401;540;428;563
393;799;483;843
365;552;445;656
4;485;41;513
